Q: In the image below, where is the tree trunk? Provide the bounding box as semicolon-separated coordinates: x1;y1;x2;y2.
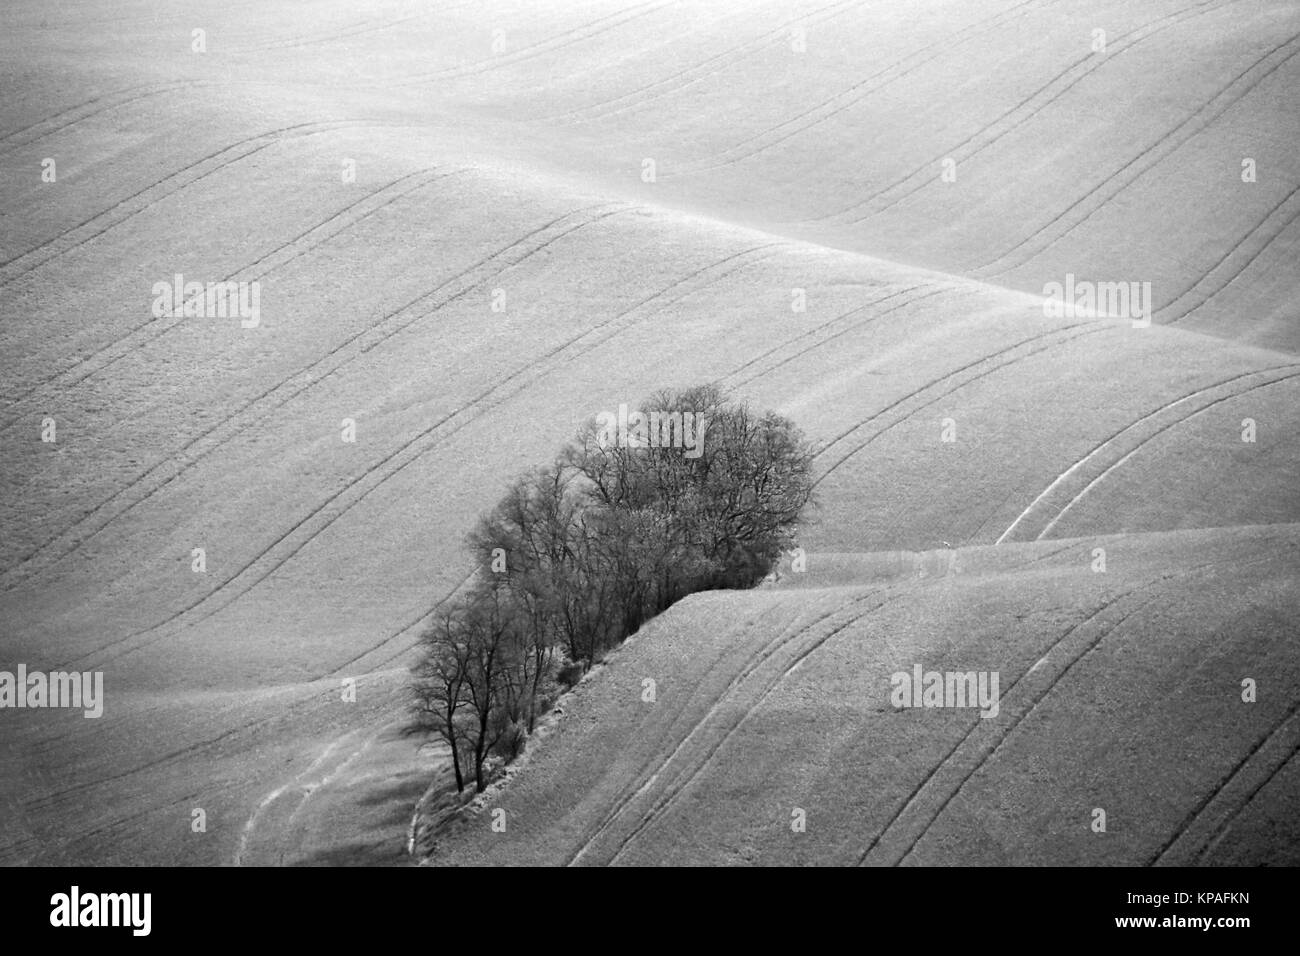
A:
450;733;465;792
474;709;490;793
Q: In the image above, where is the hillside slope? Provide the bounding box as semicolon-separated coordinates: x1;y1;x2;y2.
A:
430;526;1300;866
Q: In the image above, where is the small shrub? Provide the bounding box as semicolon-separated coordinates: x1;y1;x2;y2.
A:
556;661;584;689
492;720;527;761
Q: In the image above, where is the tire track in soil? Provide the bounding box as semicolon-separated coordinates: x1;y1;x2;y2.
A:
975;31;1300;278
0;164;466;429
68;243;790;668
995;364;1300;544
830;0;1230;224
724;285;949;389
396;0;677;85
863;550;1282;865
1035;369;1300;540
545;0;861;125
0;119;386;286
668;0;1049;178
565;587;888;865
4;202;626;593
813;323;1109;488
1187;729;1300;865
1161;186;1300;325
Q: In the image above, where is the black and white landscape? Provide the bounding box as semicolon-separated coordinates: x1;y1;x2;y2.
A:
2;0;1298;868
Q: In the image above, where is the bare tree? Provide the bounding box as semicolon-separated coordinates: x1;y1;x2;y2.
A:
412;608;472;792
458;578;518;792
413;385;815;789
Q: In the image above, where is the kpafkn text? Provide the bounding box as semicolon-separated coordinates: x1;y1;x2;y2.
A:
1128;892;1250;907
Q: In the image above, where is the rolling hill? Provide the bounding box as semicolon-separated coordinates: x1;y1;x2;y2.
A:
1;0;1296;866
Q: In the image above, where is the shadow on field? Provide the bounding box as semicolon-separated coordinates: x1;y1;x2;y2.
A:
295;840;410;867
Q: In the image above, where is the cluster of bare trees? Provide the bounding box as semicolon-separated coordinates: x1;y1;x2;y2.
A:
413;385;815;792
